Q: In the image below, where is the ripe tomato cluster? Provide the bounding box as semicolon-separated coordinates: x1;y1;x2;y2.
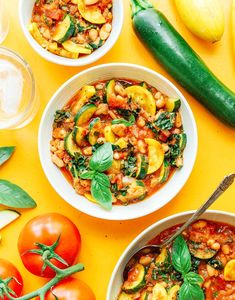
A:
0;213;95;300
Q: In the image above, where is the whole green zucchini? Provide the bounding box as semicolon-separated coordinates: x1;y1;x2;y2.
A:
130;0;235;127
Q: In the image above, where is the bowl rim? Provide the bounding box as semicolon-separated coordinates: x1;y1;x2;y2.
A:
106;209;235;299
18;0;124;66
38;62;198;220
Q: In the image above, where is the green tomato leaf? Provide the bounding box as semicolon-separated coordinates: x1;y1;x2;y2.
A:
91;178;112;210
111;115;135;127
0;147;15;166
179;282;205;300
184;272;203;285
89;142;113;172
80;171;96;180
94;173;110;187
172;235;191;275
0;180;37;208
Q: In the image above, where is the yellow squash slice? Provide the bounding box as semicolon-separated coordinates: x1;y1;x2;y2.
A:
168;285;180;300
62;40;92;55
224;259;235;281
71;85;96;114
152;283;168;300
104;126;116;143
77;0;105;24
126;85;156;116
145;138;164;174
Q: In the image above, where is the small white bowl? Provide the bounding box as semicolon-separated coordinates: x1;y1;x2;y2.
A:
38;63;198;220
106;210;235;299
19;0;123;66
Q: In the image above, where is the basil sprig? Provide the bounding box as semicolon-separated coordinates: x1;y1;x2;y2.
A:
80;143;113;210
0;146;15;166
172;236;205;300
111;115;135;127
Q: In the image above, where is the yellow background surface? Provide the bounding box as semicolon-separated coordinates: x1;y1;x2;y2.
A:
1;0;235;299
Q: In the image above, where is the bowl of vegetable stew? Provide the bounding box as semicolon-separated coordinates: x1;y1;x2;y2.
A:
38;63;197;220
107;210;235;299
19;0;123;66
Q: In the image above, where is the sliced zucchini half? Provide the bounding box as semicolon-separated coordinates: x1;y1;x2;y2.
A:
88;117;101;145
125;85;156;116
136;154;148;180
62;40;92;54
122;263;146;294
152;283;167;300
106;79;116;103
73;126;85;146
64;132;81;157
155;247;168;265
167;285;180;300
140;291;150;300
74;103;97;126
158;160;170;184
145;138;164;174
179;133;187;151
71;85;96;114
118;292;134;300
0;210;21;230
52;15;75;43
77;0;105;24
166;98;181;112
189;241;217;260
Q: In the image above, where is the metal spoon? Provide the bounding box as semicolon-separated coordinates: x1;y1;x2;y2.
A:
123;173;235;280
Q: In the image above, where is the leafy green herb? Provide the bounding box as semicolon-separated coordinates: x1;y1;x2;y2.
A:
80;171;96;180
89;142;113;172
54;110;70;123
179;282;205;300
155;112;175;130
184;272;203;285
112;115;135;127
172;235;191;275
0;147;15;166
70;153;89;178
121;152;137;177
0;180;37;208
89;39;103;49
146;122;159;137
208;259;223;270
91;174;112;210
77;23;96;33
89;94;101;104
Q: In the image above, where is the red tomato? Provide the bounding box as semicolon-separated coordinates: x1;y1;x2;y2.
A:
18;213;81;278
0;258;23;300
38;278;95;300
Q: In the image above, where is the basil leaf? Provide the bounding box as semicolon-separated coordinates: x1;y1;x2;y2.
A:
172;235;191;275
111;115;135;127
89;142;113;172
184;272;203;285
94;173;110;187
0;147;15;166
179;282;205;300
0;180;37;208
80;171;95;180
91;178;112;210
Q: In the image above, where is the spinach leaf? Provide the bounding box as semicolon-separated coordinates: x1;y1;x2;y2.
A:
184;272;203;285
80;171;96;180
89;142;113;172
0;180;37;208
155;112;175;130
172;235;191;275
54;110;70;123
179;282;205;300
91;177;112;210
0;147;15;166
70;153;89;178
121;152;137;177
89;39;103;49
111;115;135;127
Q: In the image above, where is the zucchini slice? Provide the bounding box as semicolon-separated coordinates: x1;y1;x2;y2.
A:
88;117;101;145
115;138;128;149
28;22;50;48
74;103;97;126
118;292;134;300
140;291;150;300
145;139;164;174
71;85;96;114
152;283;167;300
77;0;105;24
73;126;86;146
155;247;168;265
179;133;187;151
64;132;81;157
104;125;116;143
118;179;147;203
106;79;116;103
122;263;146;294
189;241;217;260
166;98;181;112
167;285;180;300
224;259;235;281
52;15;75;43
62;40;92;54
0;210;20;230
158;160;170;184
136;154;148;179
125;85;156;116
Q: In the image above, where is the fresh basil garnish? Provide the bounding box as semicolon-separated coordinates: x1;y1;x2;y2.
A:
179;282;205;300
80;171;96;180
0;147;15;166
0;180;37;208
184;272;203;285
172;235;191;275
89;142;113;172
111;115;135;127
91;177;112;211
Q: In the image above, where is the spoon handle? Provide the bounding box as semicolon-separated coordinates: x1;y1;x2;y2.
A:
161;173;235;248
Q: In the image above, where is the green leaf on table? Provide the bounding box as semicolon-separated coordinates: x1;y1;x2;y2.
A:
179;282;205;300
172;235;191;275
0;147;15;166
0;180;37;208
91;176;112;211
89;142;113;173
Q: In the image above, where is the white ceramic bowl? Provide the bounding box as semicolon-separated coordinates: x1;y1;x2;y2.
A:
38;63;197;220
19;0;123;66
107;210;235;299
